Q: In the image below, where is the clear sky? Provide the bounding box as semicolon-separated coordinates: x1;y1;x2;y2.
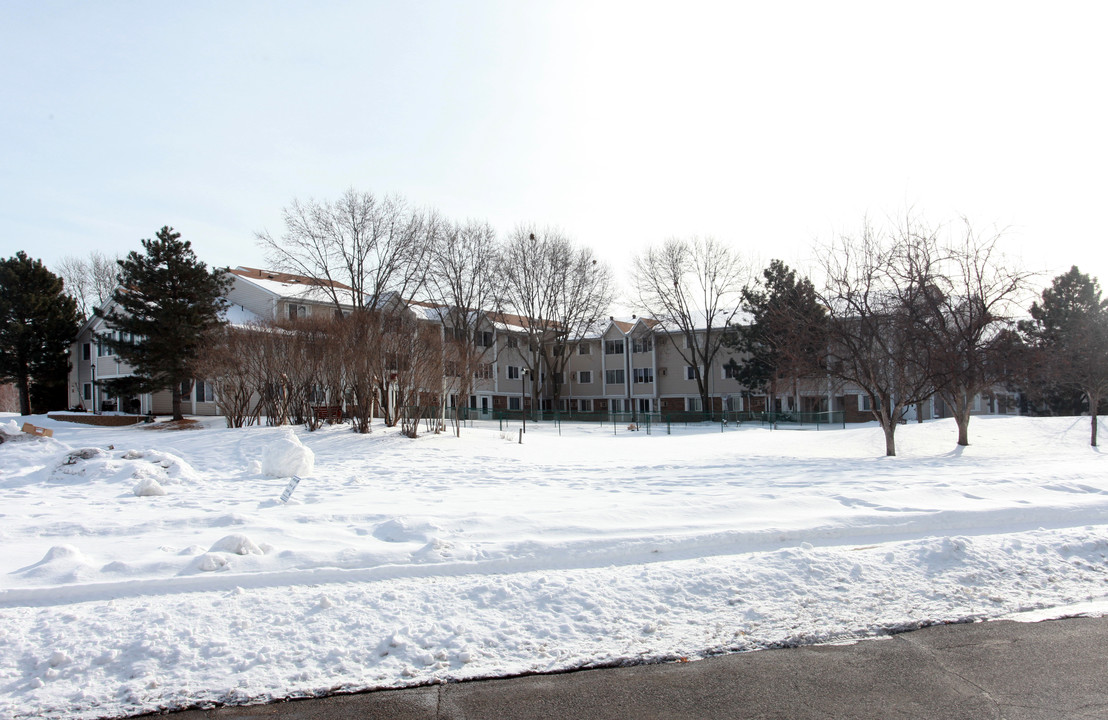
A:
3;1;1107;303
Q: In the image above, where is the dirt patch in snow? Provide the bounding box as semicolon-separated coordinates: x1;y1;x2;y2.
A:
141;419;203;432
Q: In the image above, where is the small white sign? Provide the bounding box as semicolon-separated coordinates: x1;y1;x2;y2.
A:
280;476;302;503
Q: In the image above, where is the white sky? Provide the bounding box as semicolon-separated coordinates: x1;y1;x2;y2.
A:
3;1;1107;303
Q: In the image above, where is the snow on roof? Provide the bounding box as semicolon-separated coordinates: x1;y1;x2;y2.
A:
647;309;750;333
223;303;264;327
407;302;447;323
232;273;343;304
231;267;356;305
232;266;353;290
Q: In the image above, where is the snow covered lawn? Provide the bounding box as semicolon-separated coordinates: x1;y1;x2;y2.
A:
2;414;1107;718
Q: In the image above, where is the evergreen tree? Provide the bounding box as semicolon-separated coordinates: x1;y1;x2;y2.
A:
726;260;828;413
97;227;231;421
0;252;80;415
1019;266;1108;444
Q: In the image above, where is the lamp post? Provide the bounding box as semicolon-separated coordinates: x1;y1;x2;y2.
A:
521;368;529;433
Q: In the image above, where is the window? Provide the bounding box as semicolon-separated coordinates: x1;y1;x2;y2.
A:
578;398;593;412
553;372;565;385
82;343;91;360
552;344;564;356
605;339;624;355
507;365;520;380
475;330;493;347
686;366;697;380
638;398;652;413
633;367;654;383
191;380;214;403
858;395;880;412
605;368;625;385
83;383;92;400
632;337;653;353
578;370;592;384
445;361;461;377
723;363;739;379
686;396;703;412
452;326;468;342
474;364;493;380
288;304;306;320
578;343;591;355
508;397;521;410
506;336;518;349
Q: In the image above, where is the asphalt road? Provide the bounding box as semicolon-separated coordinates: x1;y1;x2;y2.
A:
160;615;1108;720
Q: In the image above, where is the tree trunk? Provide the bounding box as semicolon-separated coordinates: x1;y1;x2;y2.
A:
1091;393;1100;447
955;409;970;446
944;388;973;447
171;390;183;421
881;418;897;456
17;374;31;416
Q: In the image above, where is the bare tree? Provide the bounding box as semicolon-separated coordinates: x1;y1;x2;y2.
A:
278;315;337;431
634;236;748;418
333;309;377;433
195;325;261;428
425;220;504;435
382;312;444;437
908;220;1032;446
818;218;935;456
500;226;615;410
257;188;441;312
56;251;120;319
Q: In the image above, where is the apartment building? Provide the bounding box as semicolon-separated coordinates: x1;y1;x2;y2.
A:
68;265;1019;422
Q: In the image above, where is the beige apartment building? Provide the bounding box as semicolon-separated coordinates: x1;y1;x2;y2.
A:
68;266;1019;423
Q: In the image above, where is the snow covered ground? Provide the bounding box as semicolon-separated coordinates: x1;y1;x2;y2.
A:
2;413;1107;719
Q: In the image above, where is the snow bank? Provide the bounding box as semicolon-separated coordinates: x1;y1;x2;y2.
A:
1;416;1107;719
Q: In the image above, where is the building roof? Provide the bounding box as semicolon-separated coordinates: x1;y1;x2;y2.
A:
231;266;353;290
230;266;355;305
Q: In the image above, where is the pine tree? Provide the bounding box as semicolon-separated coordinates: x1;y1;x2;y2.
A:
726;260;828;414
0;252;80;415
97;227;231;421
1019;266;1108;444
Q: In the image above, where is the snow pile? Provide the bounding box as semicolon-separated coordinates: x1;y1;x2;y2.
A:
209;533;264;555
132;477;167;496
260;432;314;478
121;449;203;484
0;415;1106;719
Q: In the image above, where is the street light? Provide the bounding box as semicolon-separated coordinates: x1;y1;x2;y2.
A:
521;368;529;433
